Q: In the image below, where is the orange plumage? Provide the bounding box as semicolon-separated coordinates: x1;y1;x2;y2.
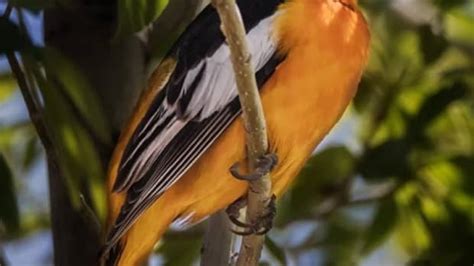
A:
104;0;370;264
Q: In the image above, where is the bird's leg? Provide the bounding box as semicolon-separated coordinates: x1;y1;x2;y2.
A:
227;194;277;236
229;153;278;181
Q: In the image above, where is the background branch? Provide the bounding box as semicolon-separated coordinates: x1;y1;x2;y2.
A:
210;0;273;265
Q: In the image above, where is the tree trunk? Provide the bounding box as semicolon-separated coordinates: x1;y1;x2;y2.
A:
44;2;145;265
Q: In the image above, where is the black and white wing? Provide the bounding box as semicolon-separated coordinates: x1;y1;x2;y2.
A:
105;0;285;250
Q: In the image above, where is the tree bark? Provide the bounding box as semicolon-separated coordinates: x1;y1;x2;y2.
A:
44;2;146;265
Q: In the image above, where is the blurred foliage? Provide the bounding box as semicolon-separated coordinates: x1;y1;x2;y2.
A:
0;0;473;265
116;0;169;37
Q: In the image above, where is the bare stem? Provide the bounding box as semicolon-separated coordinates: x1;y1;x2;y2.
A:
3;6;55;160
210;0;273;265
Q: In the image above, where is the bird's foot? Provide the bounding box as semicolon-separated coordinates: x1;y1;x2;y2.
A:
229;153;278;181
226;194;277;235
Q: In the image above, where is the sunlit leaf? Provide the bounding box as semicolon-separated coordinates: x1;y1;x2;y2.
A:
408;82;468;139
396;208;431;256
361;199;398;255
116;0;169;37
0;72;17;103
445;8;474;45
0;154;19;232
30;64;105;210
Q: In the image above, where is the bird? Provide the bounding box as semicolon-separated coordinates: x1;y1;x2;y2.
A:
101;0;370;265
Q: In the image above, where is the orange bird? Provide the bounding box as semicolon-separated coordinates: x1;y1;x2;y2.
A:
102;0;370;264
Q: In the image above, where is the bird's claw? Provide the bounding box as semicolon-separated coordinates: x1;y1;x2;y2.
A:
229;153;278;181
226;195;277;235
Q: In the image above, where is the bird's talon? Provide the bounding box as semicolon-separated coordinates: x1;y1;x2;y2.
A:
229;153;278;181
227;194;277;236
226;197;251;228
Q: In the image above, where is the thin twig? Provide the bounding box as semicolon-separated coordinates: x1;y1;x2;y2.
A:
3;5;53;156
314;181;399;219
3;4;12;17
210;0;273;265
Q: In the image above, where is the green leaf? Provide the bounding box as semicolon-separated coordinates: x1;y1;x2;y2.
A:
396;209;431;256
408;82;468;138
116;0;169;37
0;72;17;103
361;199;398;255
265;237;287;265
22;136;39;169
322;215;363;266
277;146;356;224
0;154;19;232
31;65;105;210
40;48;111;145
157;232;201;266
304;146;356;184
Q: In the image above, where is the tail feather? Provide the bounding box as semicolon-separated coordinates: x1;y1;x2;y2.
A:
101;194;180;266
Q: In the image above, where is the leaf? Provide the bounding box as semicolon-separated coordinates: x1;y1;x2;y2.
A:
116;0;169;37
277;146;356;224
157;232;202;266
32;66;105;209
418;25;448;65
265;237;287;265
396;208;431;256
0;17;28;54
322;215;363;266
304;146;356;184
358;139;411;181
361;199;398;255
0;72;17;103
22;136;39;169
408;82;468;138
433;0;469;10
450;156;474;194
0;154;19;232
40;48;111;144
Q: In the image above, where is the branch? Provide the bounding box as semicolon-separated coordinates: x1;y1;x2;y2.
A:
210;0;273;265
200;212;234;265
313;181;398;219
3;6;55;161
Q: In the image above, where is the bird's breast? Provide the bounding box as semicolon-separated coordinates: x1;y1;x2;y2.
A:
260;0;370;192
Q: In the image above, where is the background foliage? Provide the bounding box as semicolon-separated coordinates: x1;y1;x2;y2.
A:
0;0;473;265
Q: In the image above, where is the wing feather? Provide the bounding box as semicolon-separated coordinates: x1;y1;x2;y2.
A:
105;0;285;253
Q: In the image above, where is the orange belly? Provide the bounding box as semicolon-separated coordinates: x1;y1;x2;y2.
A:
109;1;370;264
